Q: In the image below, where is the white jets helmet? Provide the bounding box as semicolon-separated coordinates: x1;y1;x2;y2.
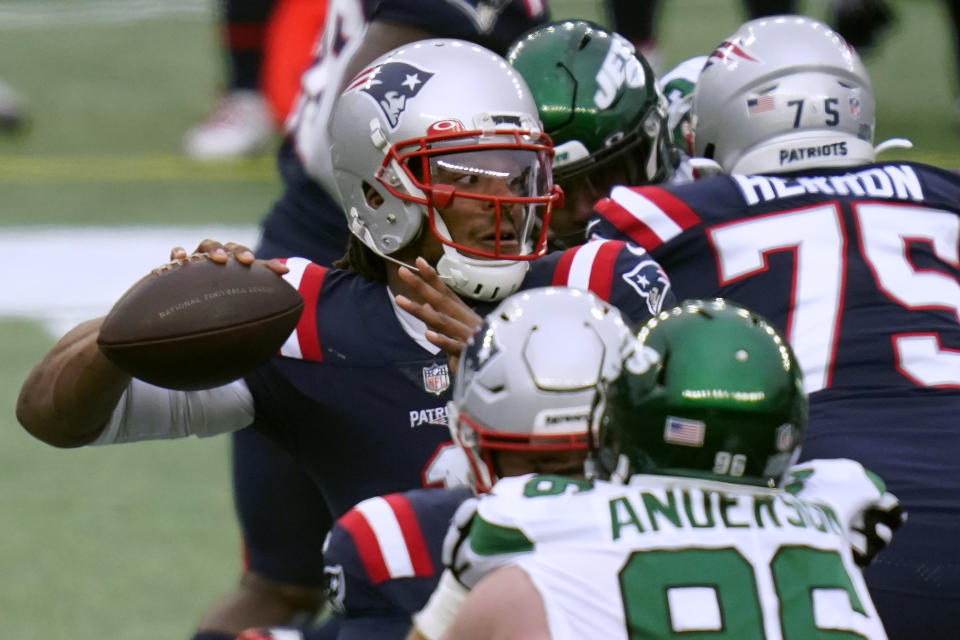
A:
329;39;562;301
448;287;635;492
692;15;876;175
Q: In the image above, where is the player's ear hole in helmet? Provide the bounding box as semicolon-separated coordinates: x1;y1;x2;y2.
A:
588;298;807;489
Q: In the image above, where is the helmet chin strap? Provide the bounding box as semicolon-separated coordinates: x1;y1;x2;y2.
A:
436;248;529;302
874;137;913;155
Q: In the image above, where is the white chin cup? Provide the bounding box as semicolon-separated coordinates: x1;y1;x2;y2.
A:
436;247;529;302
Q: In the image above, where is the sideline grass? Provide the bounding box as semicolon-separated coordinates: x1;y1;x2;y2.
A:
0;319;239;637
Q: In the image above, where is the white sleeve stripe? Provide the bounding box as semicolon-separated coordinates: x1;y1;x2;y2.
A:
611;186;684;241
565;240;605;290
355;496;416;579
279;258;310;359
282;256;310;289
279;328;303;359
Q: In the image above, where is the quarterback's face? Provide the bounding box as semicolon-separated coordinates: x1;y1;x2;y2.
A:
415;148;549;262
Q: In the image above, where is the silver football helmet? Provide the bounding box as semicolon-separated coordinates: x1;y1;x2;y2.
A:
692;15;876;174
448;286;635;492
329;39;563;301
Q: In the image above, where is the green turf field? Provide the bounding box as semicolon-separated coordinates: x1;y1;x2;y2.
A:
0;1;954;637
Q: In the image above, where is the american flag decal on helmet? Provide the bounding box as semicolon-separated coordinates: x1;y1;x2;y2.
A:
664;416;706;447
747;95;775;115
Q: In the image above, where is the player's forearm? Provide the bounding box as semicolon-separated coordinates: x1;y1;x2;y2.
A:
16;317;131;448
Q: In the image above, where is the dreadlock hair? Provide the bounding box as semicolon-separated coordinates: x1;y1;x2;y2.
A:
332;234;388;284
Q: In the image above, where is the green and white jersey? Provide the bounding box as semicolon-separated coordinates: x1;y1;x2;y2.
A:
454;458;888;640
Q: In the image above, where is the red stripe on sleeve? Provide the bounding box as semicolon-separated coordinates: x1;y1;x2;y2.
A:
594;186;701;251
593;196;664;251
642;186;701;229
384;493;434;577
551;247;576;286
295;262;327;362
588;241;624;301
340;509;390;585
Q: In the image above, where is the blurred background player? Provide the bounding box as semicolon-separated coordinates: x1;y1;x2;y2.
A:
602;0;894;73
410;298;899;640
183;0;327;159
588;15;960;638
0;75;28;133
317;286;634;639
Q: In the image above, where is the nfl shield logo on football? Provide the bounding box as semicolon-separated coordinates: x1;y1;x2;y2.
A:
422;363;450;395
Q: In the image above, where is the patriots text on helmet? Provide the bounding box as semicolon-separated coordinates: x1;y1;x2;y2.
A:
734;164;924;206
779;142;847;166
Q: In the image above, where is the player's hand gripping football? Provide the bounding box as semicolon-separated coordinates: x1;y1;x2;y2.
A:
395;257;483;372
168;238;289;275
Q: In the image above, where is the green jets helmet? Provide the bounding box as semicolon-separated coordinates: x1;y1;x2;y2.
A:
507;20;674;190
595;299;807;488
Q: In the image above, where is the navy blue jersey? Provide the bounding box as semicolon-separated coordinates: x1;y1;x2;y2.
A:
589;162;960;496
323;487;472;639
588;161;960;611
244;242;673;518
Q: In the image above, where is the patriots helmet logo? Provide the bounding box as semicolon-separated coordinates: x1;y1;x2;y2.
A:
703;39;758;70
362;61;434;128
623;259;671;315
461;321;500;374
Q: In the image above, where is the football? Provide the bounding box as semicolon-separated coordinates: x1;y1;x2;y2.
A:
97;254;303;390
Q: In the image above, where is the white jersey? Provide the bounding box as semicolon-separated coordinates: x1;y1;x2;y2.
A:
454;459;888;640
286;0;368;196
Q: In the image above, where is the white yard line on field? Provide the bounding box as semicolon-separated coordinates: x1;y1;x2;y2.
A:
0;226;260;336
0;0;210;28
